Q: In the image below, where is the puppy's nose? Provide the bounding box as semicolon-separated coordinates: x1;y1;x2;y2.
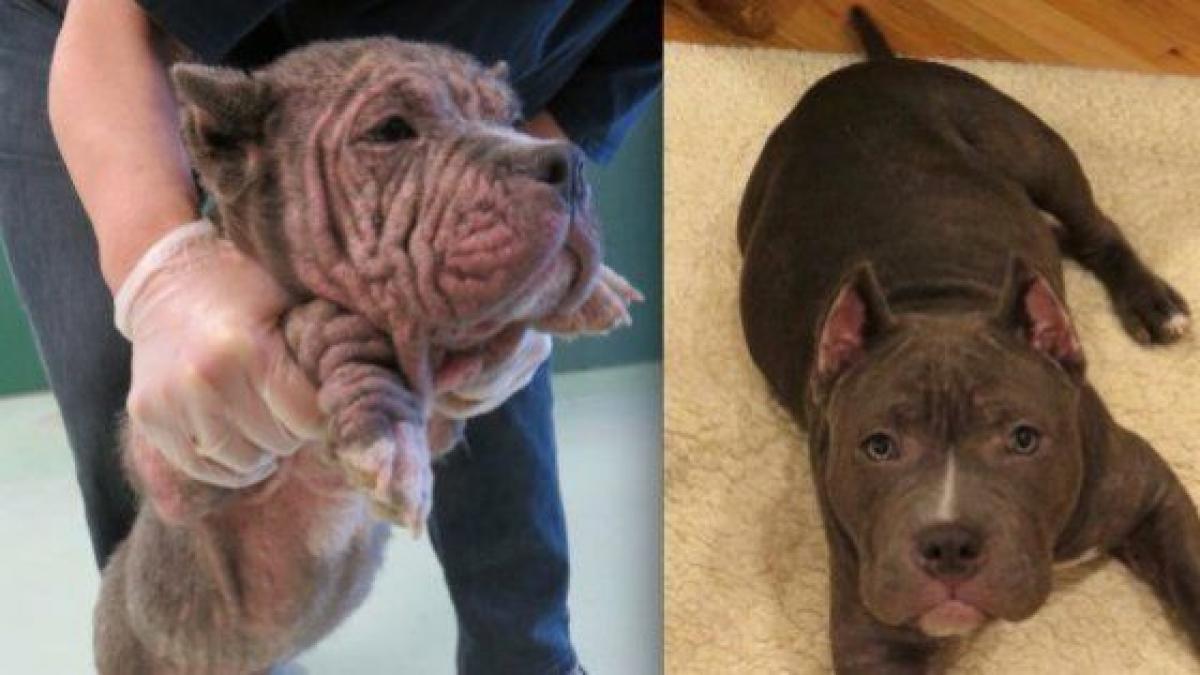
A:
914;523;984;582
528;143;582;200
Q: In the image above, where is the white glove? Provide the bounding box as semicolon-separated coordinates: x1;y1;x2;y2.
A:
115;219;325;488
434;330;552;420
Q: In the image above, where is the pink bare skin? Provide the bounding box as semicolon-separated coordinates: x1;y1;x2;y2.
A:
93;39;640;674
173;38;641;527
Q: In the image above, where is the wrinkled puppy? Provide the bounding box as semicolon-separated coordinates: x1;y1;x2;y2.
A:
739;9;1200;674
95;39;638;674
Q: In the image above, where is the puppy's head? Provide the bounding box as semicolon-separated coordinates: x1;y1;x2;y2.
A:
812;258;1087;638
170;39;600;348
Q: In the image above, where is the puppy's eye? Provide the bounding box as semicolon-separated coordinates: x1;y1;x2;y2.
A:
1008;424;1041;455
860;433;899;462
362;116;416;143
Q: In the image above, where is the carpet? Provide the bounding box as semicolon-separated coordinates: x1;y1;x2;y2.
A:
665;42;1200;674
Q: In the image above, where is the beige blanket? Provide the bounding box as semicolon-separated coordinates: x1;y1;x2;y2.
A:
665;43;1200;674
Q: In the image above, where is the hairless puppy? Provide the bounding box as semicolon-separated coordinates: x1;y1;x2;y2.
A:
94;39;639;673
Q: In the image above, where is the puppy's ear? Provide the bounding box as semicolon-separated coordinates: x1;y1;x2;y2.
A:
814;262;897;389
992;255;1085;376
170;64;273;201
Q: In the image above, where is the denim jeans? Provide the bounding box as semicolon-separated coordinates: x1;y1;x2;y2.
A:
0;2;577;672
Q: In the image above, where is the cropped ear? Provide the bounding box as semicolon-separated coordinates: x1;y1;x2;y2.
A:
170;64;273;200
992;256;1085;376
476;60;519;123
814;262;897;389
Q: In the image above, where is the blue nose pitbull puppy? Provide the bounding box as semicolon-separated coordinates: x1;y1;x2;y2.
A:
739;7;1199;674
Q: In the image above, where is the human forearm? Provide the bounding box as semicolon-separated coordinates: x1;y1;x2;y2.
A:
543;2;662;163
48;0;198;293
522;110;568;142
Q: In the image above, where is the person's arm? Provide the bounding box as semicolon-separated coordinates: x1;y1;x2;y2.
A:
48;0;324;489
49;0;197;292
522;111;568;142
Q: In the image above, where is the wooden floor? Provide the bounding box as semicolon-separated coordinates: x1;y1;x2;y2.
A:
666;0;1200;76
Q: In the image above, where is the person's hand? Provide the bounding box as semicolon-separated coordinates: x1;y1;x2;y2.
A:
435;330;552;419
115;219;325;488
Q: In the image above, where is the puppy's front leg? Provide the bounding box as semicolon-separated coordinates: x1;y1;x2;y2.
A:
1061;394;1200;653
1109;434;1200;649
535;265;642;336
284;299;433;532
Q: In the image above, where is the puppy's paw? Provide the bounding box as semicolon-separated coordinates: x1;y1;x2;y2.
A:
536;265;643;337
1114;274;1191;345
339;423;433;535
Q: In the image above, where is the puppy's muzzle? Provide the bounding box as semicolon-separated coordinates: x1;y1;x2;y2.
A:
501;140;599;313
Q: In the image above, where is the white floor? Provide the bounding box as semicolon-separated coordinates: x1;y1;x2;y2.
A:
0;364;661;675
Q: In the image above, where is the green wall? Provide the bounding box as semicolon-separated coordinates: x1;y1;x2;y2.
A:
553;92;663;372
0;92;663;395
0;239;47;394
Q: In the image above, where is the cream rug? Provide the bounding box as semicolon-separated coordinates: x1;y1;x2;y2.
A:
665;43;1200;674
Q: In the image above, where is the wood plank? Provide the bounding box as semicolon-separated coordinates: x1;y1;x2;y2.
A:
665;0;1200;76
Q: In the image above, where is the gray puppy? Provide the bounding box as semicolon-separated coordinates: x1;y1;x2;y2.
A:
94;39;638;674
739;8;1200;674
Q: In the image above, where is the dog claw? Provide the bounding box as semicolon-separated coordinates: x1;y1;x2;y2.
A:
338;425;434;535
536;265;642;336
1163;312;1191;340
1114;273;1191;345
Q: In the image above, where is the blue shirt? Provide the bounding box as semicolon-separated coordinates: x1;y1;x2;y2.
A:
136;0;661;162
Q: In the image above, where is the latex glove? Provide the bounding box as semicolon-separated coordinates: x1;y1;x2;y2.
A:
115;219;324;488
434;330;552;420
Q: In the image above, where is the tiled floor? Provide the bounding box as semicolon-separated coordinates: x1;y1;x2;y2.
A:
0;363;661;675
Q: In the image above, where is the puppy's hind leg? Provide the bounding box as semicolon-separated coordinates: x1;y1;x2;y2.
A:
1032;143;1189;344
985;106;1189;343
94;542;161;675
943;81;1189;343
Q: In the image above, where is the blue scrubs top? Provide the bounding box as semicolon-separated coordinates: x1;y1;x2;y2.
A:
136;0;662;162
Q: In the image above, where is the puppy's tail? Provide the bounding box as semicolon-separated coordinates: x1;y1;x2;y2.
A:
849;6;895;60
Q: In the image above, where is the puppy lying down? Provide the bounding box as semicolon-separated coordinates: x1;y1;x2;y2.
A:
94;39;639;674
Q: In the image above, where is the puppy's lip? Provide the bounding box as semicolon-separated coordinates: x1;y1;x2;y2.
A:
550;246;589;314
915;599;987;638
558;219;600;309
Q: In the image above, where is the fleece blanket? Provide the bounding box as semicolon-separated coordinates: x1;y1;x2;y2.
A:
665;43;1200;674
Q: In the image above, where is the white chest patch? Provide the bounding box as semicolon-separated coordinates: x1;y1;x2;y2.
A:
1054;547;1103;571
